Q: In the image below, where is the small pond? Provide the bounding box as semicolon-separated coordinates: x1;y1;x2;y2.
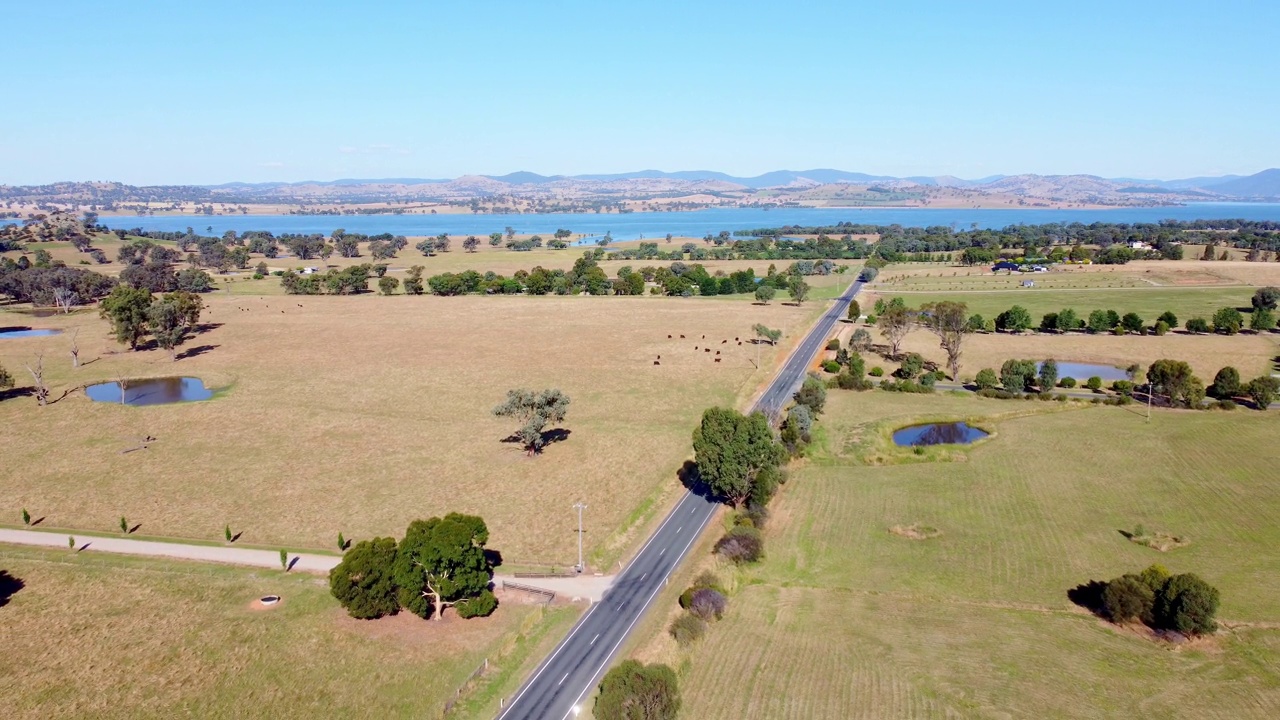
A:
0;327;63;338
1038;362;1130;382
892;422;989;447
85;377;213;406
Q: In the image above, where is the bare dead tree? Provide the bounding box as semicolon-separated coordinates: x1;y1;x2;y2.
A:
25;354;48;407
115;372;129;405
69;329;80;369
52;287;80;314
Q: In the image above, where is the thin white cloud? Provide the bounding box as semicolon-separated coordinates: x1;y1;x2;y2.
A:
259;161;285;168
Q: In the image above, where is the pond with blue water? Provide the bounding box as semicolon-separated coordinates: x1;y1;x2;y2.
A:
0;327;62;339
892;422;989;447
1039;362;1131;382
84;377;213;406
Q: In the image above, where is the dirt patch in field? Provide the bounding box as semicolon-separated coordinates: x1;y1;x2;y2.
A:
889;523;942;540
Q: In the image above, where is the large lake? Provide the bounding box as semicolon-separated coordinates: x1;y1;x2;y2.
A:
14;203;1280;240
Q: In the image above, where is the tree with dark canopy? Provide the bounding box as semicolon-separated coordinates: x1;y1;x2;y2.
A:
329;537;401;619
393;514;496;621
99;285;153;350
692;407;785;506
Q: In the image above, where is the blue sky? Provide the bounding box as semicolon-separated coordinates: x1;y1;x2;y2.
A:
3;1;1277;184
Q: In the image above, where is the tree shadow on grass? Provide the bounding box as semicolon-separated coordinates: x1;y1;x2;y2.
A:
0;570;24;607
175;344;219;360
0;387;34;402
287;556;300;571
193;322;224;335
1067;579;1108;617
500;428;572;451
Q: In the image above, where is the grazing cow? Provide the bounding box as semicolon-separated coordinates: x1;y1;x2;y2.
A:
667;334;672;339
735;337;739;341
721;340;727;344
714;358;721;363
654;360;660;365
702;334;705;339
680;334;686;339
657;355;661;360
695;346;699;350
704;348;710;353
715;351;720;355
738;341;742;345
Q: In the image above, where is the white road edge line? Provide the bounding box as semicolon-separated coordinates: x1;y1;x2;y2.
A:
559;500;719;720
494;490;700;719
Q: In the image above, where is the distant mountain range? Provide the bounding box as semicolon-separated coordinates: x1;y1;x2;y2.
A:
4;168;1278;212
198;168;1280;197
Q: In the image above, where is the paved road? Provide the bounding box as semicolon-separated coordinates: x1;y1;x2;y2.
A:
496;278;863;720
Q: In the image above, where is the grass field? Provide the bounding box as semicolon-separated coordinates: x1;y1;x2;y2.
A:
0;546;578;720
0;292;835;568
641;392;1280;718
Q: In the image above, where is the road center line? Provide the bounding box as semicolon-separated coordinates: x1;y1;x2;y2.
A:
558;672;570;686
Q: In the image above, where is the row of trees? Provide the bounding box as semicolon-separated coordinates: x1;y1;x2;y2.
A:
328;514;498;621
968;357;1276;409
987;303;1276;336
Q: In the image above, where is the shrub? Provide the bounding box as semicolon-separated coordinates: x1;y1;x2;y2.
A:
1214;399;1238;411
1153;320;1169;336
1154;573;1220;635
1085;376;1103;391
1247;375;1279;409
595;661;680;720
896;352;924;379
1185;317;1210;334
974;368;998;390
1058;377;1077;388
669;613;707;646
1212;307;1243;335
715;526;763;564
793;375;827;414
455;588;498;618
1000;359;1037;392
879;379;935;394
822;360;841;373
825;338;840;351
869;366;884;377
1103;575;1155;623
836;370;873;390
329;537;400;619
975;387;1021;400
687;587;727;621
1112;380;1134;396
1209;366;1241;399
920;373;936;389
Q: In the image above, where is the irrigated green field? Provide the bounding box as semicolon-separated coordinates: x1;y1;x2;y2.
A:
647;392;1280;718
0;546;579;720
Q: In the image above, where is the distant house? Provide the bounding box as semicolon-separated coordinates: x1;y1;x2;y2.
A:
992;261;1021;272
1129;241;1152;250
301;267;319;275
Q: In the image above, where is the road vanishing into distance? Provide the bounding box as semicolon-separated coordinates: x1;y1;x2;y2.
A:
496;278;863;720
